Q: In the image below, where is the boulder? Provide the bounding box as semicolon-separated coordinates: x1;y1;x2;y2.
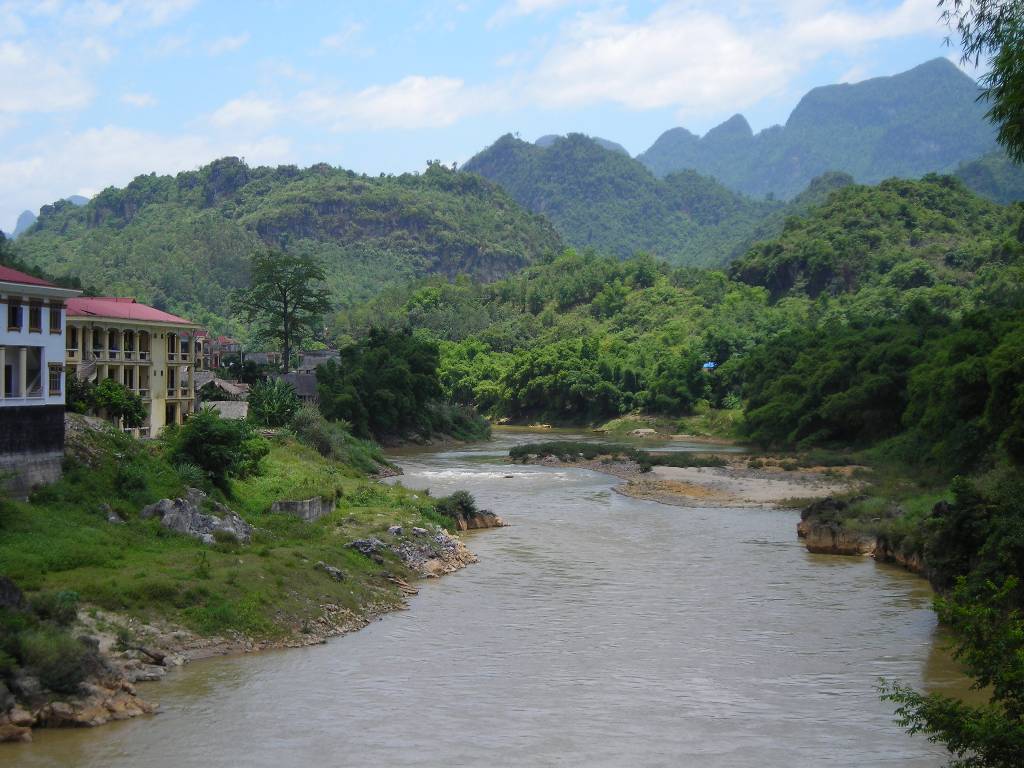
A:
8;672;41;700
315;561;345;581
411;527;428;536
387;525;403;536
101;503;124;524
0;682;13;713
347;539;386;564
141;488;252;545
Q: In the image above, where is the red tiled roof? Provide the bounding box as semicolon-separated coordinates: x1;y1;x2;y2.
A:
66;297;195;326
0;265;56;287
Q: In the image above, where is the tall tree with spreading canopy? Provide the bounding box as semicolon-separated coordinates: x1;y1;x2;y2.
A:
233;250;332;373
940;0;1024;162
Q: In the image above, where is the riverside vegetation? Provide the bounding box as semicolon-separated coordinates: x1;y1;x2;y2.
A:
0;352;496;739
338;170;1024;762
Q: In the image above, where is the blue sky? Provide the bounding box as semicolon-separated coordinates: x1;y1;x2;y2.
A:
0;0;967;232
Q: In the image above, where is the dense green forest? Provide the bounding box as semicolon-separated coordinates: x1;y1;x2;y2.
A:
336;175;1022;432
461;133;782;266
636;59;1000;200
12;157;561;335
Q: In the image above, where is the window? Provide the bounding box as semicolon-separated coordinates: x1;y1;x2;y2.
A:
28;302;42;333
48;364;62;396
49;306;61;334
7;302;21;331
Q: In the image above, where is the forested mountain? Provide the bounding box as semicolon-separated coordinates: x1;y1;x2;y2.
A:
11;195;88;238
462;132;781;265
339;174;1023;432
637;59;999;200
13;157;561;333
954;151;1024;204
535;133;629;155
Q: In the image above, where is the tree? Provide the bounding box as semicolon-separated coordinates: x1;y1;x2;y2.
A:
90;379;146;428
880;577;1024;767
232;250;332;373
316;328;442;438
940;0;1024;162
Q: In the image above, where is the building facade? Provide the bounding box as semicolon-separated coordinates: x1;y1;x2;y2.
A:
65;298;201;436
0;266;81;496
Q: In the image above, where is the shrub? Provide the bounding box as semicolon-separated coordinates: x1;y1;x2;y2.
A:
288;404;389;474
18;628;93;693
174;462;207;489
433;490;478;519
29;590;80;627
163;407;269;486
115;462;149;493
248;379;300;428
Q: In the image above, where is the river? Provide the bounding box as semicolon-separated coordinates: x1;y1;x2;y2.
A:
6;431;965;767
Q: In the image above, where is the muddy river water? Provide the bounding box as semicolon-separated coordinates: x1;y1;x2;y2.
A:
7;431;966;767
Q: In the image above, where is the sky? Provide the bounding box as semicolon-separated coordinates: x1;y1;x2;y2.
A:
0;0;969;233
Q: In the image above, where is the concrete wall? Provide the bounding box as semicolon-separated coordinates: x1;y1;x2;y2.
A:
0;404;65;499
270;496;335;522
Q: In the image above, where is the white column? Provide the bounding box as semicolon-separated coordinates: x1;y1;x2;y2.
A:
18;347;27;397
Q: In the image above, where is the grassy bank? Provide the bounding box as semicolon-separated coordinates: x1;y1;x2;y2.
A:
597;406;743;440
0;417;466;646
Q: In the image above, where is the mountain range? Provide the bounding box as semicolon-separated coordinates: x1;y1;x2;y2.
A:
635;58;999;200
13;158;560;332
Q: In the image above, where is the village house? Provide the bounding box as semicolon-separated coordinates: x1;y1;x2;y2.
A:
65;297;202;436
0;266;81;496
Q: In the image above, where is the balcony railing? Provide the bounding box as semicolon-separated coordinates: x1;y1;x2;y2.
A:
138;388;150;399
138;351;151;361
66;347;80;360
123;350;136;361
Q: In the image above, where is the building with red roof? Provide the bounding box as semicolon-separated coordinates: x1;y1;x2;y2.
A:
65;297;203;436
1;265;81;497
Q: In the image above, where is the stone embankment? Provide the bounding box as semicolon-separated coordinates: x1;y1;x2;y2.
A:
797;497;929;576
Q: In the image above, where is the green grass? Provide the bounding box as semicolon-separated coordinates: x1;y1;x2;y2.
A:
596;408;743;441
0;417;460;641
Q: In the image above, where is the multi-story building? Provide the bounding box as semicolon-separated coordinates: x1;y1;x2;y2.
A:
65;297;201;436
0;266;81;496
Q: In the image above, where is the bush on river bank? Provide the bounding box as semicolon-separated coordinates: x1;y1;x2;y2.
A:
508;441;728;471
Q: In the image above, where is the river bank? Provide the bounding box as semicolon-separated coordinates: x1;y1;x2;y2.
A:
517;451;860;509
6;430;961;766
0;417;506;743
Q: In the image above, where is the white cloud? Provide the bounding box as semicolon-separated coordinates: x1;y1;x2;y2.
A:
296;75;488;131
319;21;374;57
526;0;945;118
0;40;94;113
210;96;280;130
121;92;157;107
207;32;250;56
0;125;292;232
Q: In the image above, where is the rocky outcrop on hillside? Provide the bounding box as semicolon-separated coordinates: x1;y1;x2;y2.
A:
140;488;253;544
